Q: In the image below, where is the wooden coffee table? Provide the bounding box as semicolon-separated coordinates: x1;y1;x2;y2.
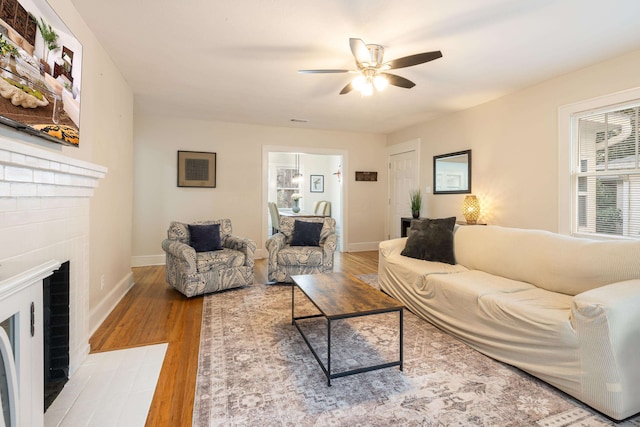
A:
291;272;404;386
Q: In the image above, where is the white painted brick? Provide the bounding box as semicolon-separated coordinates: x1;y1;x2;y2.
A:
10;153;26;165
56;186;93;198
0;182;9;197
54;173;72;186
49;161;61;171
0;149;9;163
24;155;47;169
68;166;86;175
0;165;3;180
4;166;33;182
34;170;55;184
68;175;92;187
10;183;37;197
37;184;56;196
59;163;70;173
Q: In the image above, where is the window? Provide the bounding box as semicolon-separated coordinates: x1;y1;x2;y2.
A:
275;167;300;208
573;104;640;239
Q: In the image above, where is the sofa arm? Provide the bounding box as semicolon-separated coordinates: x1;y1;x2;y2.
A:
322;234;338;267
225;235;257;267
571;279;640;419
161;239;197;274
379;237;408;258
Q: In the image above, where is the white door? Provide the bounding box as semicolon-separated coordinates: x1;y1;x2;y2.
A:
389;150;419;239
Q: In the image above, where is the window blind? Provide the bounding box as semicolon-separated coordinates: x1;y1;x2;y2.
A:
575;105;640;239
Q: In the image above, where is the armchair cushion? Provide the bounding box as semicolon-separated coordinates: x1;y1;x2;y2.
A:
188;223;222;252
277;246;324;266
196;248;245;272
290;220;323;246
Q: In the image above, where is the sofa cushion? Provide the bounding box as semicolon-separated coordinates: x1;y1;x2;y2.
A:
189;223;222;252
290;220;323;246
196;248;245;272
454;225;640;296
277;246;324;266
401;217;456;264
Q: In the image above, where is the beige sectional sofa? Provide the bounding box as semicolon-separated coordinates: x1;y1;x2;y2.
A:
379;224;640;420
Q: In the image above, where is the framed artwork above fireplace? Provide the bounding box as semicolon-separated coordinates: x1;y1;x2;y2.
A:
0;0;83;147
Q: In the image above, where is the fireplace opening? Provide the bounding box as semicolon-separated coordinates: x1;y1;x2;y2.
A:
43;261;70;411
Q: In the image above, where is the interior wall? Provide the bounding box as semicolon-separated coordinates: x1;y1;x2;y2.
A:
388;49;640;232
132;116;387;265
27;0;134;332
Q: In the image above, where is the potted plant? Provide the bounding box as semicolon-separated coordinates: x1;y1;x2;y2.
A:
34;16;58;62
410;189;422;219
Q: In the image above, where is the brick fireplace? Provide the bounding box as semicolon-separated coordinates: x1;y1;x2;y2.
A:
0;138;106;425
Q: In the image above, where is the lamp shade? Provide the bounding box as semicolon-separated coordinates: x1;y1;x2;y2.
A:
462;195;480;224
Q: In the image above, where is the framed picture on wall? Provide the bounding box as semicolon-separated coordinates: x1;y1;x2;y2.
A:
0;0;84;147
310;175;324;193
177;151;216;188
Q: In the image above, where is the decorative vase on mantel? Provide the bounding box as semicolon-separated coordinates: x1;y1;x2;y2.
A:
412;210;420;219
292;199;300;213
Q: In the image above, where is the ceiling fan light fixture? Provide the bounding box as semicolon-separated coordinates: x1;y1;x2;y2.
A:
352;75;366;91
361;81;374;96
373;75;389;91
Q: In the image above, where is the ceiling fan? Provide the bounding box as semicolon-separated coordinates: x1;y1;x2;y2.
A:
299;38;442;96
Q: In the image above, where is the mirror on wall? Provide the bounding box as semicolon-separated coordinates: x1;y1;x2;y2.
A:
433;149;471;194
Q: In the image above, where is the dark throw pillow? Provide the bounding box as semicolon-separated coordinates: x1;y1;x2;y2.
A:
188;223;222;252
290;220;323;246
400;217;457;264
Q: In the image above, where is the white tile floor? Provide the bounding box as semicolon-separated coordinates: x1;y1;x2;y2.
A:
44;343;168;427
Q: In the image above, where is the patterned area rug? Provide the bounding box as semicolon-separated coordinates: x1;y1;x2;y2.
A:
192;275;639;426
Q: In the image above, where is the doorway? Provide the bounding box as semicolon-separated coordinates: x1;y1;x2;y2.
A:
388;139;420;239
263;146;346;252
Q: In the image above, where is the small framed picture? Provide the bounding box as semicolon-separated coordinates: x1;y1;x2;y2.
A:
310;175;324;193
177;151;216;188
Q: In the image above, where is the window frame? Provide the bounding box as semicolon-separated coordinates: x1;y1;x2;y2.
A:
558;87;640;240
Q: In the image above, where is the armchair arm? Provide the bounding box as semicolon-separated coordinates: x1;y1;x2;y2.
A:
321;234;338;267
224;235;257;267
161;239;197;274
571;279;640;419
266;233;286;253
266;233;286;273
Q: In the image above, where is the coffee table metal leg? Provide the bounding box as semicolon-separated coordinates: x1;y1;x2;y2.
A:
291;283;295;325
327;318;332;386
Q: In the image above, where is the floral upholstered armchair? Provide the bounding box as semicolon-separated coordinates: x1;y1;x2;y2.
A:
266;216;337;283
161;219;256;297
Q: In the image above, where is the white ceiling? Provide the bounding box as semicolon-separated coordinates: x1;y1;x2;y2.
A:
69;0;640;134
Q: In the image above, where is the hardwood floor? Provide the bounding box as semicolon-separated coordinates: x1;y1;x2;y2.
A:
89;251;379;427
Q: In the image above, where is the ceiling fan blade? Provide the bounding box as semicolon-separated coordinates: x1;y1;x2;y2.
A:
349;38;370;65
339;82;354;95
382;73;416;89
387;51;442;70
298;69;350;74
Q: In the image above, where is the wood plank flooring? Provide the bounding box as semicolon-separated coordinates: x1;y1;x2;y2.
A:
89;251;379;427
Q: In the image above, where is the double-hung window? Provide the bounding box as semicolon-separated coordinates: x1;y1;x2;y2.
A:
573;104;640;239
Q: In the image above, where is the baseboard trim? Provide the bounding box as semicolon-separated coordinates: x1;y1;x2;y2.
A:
346;242;380;252
89;271;135;340
131;254;165;267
